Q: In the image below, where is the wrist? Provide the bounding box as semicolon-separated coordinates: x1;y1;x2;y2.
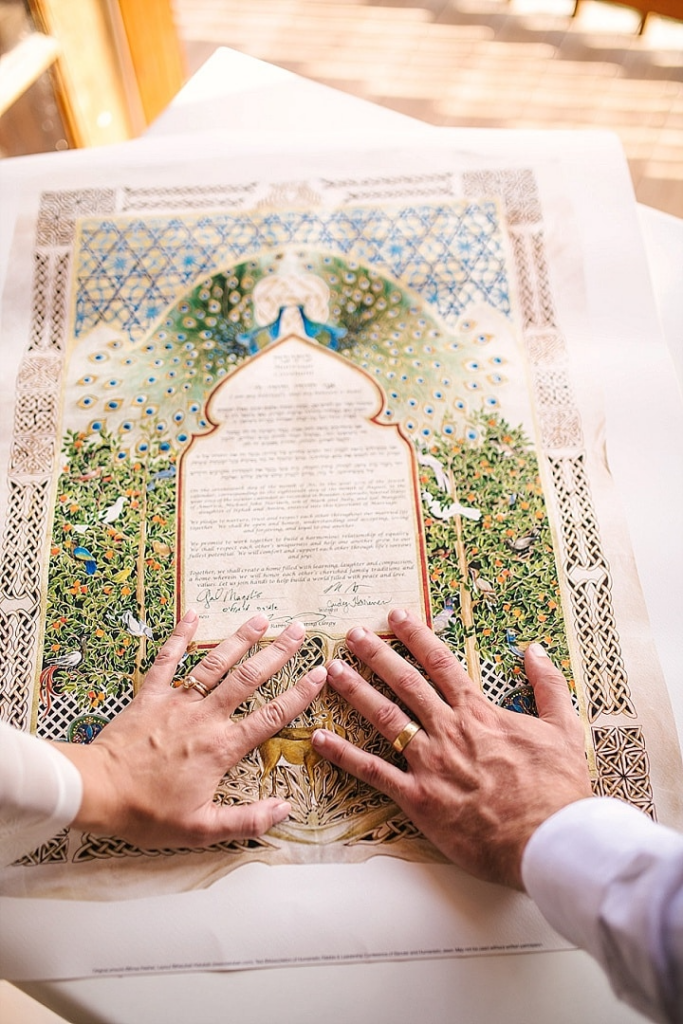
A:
47;740;117;835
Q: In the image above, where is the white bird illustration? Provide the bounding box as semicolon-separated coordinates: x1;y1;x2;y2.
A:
99;495;127;525
432;596;455;634
72;523;89;535
121;610;154;640
422;490;481;522
416;449;450;492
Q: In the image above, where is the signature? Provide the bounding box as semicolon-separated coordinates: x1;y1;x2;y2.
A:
322;579;372;595
195;586;264;612
322;594;390;614
268;611;337;629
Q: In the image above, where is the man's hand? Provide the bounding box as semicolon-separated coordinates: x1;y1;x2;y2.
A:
312;609;592;889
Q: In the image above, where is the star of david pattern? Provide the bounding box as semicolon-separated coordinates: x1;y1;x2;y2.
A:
73;203;510;342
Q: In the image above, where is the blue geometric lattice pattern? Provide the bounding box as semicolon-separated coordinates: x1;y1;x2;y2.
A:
74;202;510;341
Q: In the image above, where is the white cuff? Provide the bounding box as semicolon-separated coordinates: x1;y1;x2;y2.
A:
522;796;683;1023
0;723;83;867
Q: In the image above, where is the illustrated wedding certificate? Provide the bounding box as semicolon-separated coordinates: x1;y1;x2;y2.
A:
0;134;681;976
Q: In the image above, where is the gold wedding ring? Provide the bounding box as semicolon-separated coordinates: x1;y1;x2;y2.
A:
181;674;212;699
392;720;422;754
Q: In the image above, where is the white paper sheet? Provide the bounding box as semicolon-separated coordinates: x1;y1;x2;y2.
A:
0;858;572;981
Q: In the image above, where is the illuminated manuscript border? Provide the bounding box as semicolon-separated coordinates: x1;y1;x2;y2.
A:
0;168;654;886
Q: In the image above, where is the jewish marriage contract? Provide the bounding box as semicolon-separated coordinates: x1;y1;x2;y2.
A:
0;130;681;979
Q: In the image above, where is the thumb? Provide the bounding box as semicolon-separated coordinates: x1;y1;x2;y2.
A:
202;798;292;844
524;643;577;729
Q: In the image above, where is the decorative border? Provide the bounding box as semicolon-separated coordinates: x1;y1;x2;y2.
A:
592;726;654;818
0;167;655;872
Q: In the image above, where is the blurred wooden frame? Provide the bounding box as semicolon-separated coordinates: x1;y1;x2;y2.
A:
567;0;683;21
618;1;683;21
17;0;186;148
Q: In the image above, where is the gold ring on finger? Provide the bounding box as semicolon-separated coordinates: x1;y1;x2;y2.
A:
180;674;212;699
392;720;422;754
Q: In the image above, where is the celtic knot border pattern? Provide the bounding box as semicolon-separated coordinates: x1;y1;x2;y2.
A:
591;726;655;819
121;182;259;211
548;455;633;721
14;828;70;866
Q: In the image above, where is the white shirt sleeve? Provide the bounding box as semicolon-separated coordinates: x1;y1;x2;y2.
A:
0;721;83;868
522;796;683;1024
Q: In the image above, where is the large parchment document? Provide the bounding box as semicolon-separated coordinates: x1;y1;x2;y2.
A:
0;129;681;983
182;335;428;640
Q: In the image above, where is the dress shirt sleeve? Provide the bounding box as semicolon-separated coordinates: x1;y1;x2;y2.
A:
0;721;83;868
521;796;683;1024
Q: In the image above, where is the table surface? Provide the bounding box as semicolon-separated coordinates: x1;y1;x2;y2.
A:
15;46;683;1024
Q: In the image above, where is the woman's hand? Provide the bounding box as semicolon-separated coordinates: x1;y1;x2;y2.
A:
311;609;592;890
55;610;325;849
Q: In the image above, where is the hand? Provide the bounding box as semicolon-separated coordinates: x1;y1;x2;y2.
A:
54;610;325;849
311;609;592;890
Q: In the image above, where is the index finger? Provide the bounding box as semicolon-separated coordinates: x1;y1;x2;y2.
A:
228;666;328;760
387;609;478;707
141;608;200;691
524;643;582;734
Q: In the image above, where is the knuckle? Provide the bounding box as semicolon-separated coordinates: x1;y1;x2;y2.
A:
190;824;216;849
362;755;391;794
259;698;289;732
271;632;298;658
239;805;270;839
153;642;180;667
232;657;262;689
422;645;454;679
393;666;423;696
235;621;259;642
339;670;365;701
375;701;403;734
458;689;486;718
400;619;427;647
200;650;232;677
545;664;569;688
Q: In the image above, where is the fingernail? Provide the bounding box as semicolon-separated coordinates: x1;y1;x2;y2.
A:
181;608;198;623
248;613;269;631
311;729;329;748
287;620;306;640
347;626;366;644
527;642;549;659
272;801;291;824
307;666;327;684
327;660;344;679
389;609;408;625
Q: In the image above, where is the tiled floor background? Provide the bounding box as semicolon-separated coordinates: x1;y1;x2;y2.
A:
173;0;683;216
